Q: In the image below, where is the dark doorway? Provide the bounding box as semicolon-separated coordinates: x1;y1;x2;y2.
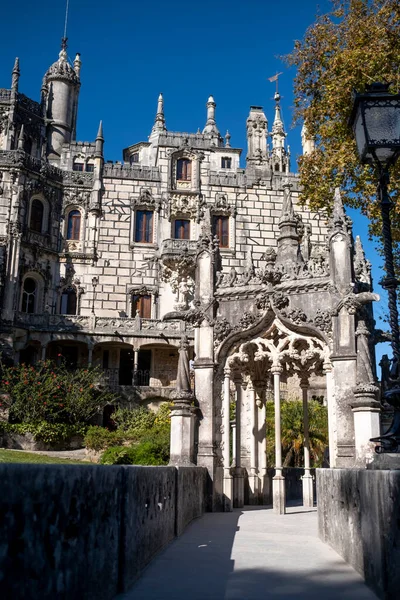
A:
19;345;38;366
136;349;151;385
103;404;116;430
119;349;133;385
59;346;78;370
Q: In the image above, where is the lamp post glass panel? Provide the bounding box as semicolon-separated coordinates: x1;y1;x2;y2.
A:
91;277;98;315
349;83;400;452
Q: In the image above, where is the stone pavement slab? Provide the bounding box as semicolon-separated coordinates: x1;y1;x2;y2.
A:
118;506;377;600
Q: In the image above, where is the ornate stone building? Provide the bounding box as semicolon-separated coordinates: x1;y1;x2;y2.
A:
0;41;381;511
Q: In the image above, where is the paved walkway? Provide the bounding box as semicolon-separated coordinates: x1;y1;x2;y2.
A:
119;506;377;600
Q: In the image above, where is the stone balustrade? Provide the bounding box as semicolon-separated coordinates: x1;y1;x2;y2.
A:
14;312;193;338
103;162;161;181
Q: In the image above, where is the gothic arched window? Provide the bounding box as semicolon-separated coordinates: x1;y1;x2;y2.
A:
60;288;77;315
21;277;37;313
30;199;44;233
176;159;192;181
67;210;81;240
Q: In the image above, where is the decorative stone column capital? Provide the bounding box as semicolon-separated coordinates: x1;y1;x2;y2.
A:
224;367;231;378
271;365;282;375
352;385;380;412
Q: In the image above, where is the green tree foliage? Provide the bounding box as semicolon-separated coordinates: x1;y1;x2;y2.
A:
0;360;116;425
285;0;400;270
266;400;328;467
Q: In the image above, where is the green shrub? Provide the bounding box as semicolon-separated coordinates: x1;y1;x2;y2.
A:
112;405;156;435
0;421;86;445
100;446;136;465
100;437;170;466
0;360;117;425
84;426;124;451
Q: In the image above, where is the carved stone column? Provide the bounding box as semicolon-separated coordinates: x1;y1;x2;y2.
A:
324;362;335;467
300;377;314;508
257;391;268;505
222;367;233;511
272;365;285;514
169;335;194;466
232;378;244;508
248;382;259;503
352;386;380;465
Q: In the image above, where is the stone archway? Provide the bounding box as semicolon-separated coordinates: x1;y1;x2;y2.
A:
221;316;330;513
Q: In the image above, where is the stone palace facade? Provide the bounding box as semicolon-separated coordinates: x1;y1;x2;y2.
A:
0;40;382;510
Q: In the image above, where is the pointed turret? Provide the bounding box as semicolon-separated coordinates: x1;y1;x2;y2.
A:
151;93;166;134
270;92;290;173
329;188;353;294
43;38;81;161
95;120;104;157
276;182;303;271
73;53;82;78
225;130;231;148
11;58;20;93
202;95;220;138
246;106;268;165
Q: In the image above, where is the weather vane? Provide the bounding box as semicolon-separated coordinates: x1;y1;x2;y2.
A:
268;72;283;94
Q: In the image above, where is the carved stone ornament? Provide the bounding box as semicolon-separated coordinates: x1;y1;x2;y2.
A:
212;193;234;216
166;192;206;223
313;309;333;333
131;188;161;212
213;316;233;344
63;188;90;208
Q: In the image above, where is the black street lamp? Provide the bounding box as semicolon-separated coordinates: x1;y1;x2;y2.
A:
349;82;400;452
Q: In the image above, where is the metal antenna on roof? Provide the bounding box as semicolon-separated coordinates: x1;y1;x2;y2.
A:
63;0;70;41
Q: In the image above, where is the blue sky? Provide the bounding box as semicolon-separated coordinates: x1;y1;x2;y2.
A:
0;0;391;364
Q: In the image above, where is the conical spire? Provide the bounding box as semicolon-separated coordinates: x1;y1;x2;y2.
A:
271;92;286;149
152;93;166;133
95;120;104;157
225;130;231;148
202;95;220;136
332;187;346;227
11;57;20;92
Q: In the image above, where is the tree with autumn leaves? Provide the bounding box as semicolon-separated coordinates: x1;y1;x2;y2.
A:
285;0;400;273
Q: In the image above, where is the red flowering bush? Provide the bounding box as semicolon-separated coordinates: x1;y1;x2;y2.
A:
0;360;117;425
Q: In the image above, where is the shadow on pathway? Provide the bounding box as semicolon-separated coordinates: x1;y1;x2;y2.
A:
117;506;377;600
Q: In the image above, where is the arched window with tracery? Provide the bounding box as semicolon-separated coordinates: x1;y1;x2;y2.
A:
60;288;77;315
21;277;37;313
67;210;81;240
30;199;44;233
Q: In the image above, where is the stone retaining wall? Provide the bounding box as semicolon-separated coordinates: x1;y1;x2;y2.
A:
317;468;400;600
0;464;206;599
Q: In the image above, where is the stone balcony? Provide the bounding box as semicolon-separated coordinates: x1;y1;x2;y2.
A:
14;313;193;339
160;239;197;270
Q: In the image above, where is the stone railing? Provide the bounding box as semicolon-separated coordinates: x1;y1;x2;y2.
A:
14;313;193;336
157;131;224;149
103;163;161;181
161;238;198;255
0;464;206;599
209;170;246;187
